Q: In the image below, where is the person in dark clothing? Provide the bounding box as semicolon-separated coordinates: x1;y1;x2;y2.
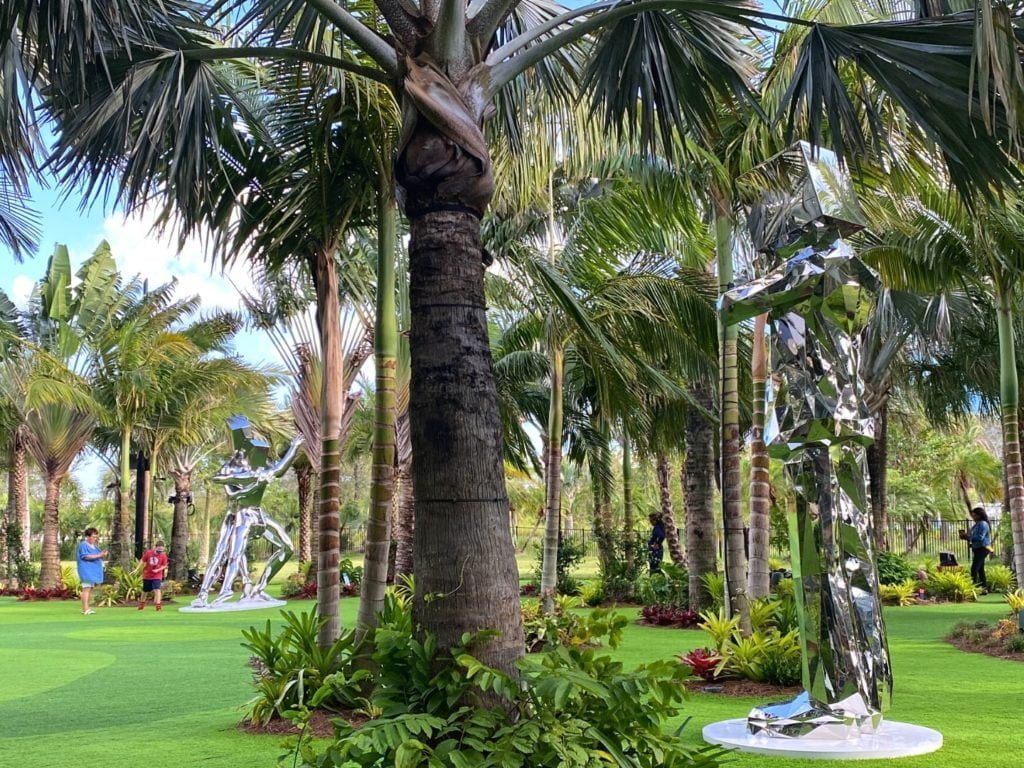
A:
648;513;666;573
961;506;992;589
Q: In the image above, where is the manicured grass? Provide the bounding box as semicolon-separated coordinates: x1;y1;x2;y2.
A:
1;594;1021;768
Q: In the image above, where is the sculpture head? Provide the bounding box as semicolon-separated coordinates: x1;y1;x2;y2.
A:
227;415;270;469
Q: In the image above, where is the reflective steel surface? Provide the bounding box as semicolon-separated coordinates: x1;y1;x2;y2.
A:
191;418;303;608
721;149;892;740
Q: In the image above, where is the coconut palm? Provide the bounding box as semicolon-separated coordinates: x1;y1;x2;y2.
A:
20;0;1024;672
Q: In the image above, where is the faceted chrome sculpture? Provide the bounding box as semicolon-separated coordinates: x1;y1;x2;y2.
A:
721;143;892;739
186;416;304;611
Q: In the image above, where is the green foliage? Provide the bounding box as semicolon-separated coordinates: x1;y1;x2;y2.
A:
697;608;740;652
773;594;800;634
1007;635;1024;654
532;535;585;596
109;566;143;603
298;641;726;768
241;610;367;725
1006;589;1024;616
926;568;977;602
579;580;606;607
522;597;628;653
635;561;689;609
880;580;917;606
715;629;802;687
748;597;777;632
595;532;647;602
986;564;1016;594
876;551;915;585
699;572;725;613
59;566;81;597
340;558;363;587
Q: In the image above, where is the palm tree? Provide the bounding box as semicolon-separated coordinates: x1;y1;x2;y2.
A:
28;0;1024;673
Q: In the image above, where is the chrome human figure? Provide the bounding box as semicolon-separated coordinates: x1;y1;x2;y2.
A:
720;144;892;739
191;418;303;608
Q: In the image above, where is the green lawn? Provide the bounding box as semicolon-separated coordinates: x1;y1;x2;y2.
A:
1;594;1020;768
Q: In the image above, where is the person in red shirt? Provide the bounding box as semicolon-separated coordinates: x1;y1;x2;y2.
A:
139;541;169;611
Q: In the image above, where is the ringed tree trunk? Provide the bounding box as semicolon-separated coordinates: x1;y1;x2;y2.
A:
747;313;771;599
540;346;564;615
294;461;314;563
314;247;343;648
685;381;718;612
995;292;1024;582
115;426;133;568
655;453;685;565
40;471;64;588
866;400;890;552
715;210;750;634
169;470;192;581
622;430;635;572
394;410;415;579
357;186;398;638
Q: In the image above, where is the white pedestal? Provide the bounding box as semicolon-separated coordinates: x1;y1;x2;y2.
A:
179;597;288;613
702;719;943;760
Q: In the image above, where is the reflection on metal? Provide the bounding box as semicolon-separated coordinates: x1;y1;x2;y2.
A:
721;145;892;739
186;417;303;612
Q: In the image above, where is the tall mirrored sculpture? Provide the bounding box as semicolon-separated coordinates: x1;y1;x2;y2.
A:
183;416;304;612
721;143;893;739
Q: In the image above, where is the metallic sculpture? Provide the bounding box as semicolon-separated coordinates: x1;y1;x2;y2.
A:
187;416;303;611
721;143;892;739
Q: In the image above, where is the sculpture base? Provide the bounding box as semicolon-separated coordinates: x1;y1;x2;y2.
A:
179;597;287;613
702;719;942;760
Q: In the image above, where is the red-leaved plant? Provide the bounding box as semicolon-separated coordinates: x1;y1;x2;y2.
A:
641;605;699;627
679;647;722;681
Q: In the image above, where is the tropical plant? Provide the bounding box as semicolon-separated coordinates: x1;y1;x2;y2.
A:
698;608;741;653
636;561;689;610
700;572;726;614
985;564;1016;594
715;629;802;686
926;568;977;603
879;580;917;607
521;597;628;653
679;647;722;682
876;551;916;585
1005;588;1024;616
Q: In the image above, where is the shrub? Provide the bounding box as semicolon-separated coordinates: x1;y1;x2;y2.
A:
59;566;82;597
700;572;726;612
773;577;794;600
519;582;539;597
926;568;977;602
876;551;915;585
109;566;143;603
1006;589;1024;616
1007;635;1024;654
679;647;721;681
522;596;628;652
773;594;800;633
768;558;789;572
578;580;604;607
595;531;647;602
17;585;74;601
749;597;778;632
698;608;740;652
716;629;802;686
242;609;368;725
640;605;699;628
532;535;585;597
339;558;363;588
636;562;689;610
879;580;917;606
986;564;1016;594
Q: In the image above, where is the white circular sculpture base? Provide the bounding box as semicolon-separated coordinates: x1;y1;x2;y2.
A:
179;598;287;613
702;719;942;761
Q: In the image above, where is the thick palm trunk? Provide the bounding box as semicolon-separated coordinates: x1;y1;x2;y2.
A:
996;296;1024;582
115;427;133;568
866;400;890;552
747;313;771;599
40;474;63;588
357;188;398;638
716;211;750;634
314;247;343;647
655;453;685;565
540;347;564;614
169;471;191;581
394;410;415;579
295;462;314;563
622;430;635;571
685;381;718;611
406;207;524;674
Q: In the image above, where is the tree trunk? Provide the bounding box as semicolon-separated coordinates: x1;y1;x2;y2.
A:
295;462;313;563
685;381;718;612
6;425;29;582
716;211;750;634
622;430;635;572
114;426;133;568
314;247;343;647
866;400;890;552
169;471;191;581
996;296;1024;583
655;453;685;565
394;408;415;579
540;346;564;615
357;187;398;638
406;207;524;676
40;473;63;588
747;313;771;599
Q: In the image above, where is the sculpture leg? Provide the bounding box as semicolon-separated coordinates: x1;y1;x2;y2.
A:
212;518;253;605
249;519;294;600
192;516;234;607
748;444;891;738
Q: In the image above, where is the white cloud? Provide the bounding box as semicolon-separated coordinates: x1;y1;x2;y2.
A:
11;274;34;306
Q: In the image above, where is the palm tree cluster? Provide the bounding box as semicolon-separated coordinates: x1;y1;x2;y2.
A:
1;0;1023;677
0;243;275;588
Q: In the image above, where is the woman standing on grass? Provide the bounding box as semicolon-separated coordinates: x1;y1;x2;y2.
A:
76;528;107;615
967;507;992;590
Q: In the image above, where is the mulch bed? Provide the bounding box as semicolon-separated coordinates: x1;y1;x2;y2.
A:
239;710;367;739
685;679;802;699
947;636;1024;663
635;620;700;630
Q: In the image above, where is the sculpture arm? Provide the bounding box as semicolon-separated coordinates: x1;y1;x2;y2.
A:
720;255;825;326
269;435;305;478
